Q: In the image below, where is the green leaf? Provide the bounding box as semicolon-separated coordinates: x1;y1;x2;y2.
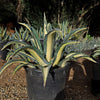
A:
19;23;32;33
53;41;79;66
1;40;29;51
18;51;35;61
22;29;28;40
42;65;51;87
93;52;100;58
30;38;36;47
59;52;96;68
26;47;48;66
94;49;100;53
44;29;61;62
6;50;14;61
15;28;21;39
16;52;28;61
64;28;87;41
9;45;48;66
13;63;35;75
31;27;43;51
13;64;27;75
59;52;77;67
44;12;47;36
19;23;42;52
2;28;7;38
0;59;32;75
82;56;96;63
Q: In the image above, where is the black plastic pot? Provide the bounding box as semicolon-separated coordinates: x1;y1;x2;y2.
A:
25;65;68;100
91;58;100;95
0;41;9;60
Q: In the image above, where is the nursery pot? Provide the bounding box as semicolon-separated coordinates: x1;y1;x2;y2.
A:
91;58;100;95
0;41;9;60
25;65;68;100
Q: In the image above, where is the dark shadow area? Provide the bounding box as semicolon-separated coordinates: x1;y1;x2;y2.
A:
89;4;100;37
91;56;100;97
64;58;97;100
55;89;66;100
0;9;18;27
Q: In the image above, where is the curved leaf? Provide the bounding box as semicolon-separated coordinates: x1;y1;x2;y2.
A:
19;23;42;52
42;65;51;87
93;52;100;58
1;40;29;50
64;28;87;41
0;59;32;75
44;29;61;62
13;64;27;75
13;63;35;75
53;41;79;66
18;51;35;61
9;46;48;66
44;12;47;36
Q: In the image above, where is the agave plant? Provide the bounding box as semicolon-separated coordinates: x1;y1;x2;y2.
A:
37;13;52;39
65;37;100;53
0;22;96;87
11;27;31;42
92;45;100;59
57;20;87;41
0;27;10;41
58;21;72;39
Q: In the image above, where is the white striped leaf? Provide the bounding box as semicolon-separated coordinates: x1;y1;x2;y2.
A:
53;41;79;66
44;29;61;62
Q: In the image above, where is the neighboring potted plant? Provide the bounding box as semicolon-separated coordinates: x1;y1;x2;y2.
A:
11;27;31;42
0;21;96;100
91;45;100;95
10;26;32;51
0;27;11;60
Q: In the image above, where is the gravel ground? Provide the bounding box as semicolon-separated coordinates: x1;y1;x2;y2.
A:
0;58;99;100
0;60;28;100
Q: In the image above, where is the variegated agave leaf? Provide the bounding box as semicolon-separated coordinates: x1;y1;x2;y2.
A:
44;29;61;62
64;28;87;41
92;46;100;58
1;40;29;51
53;41;79;67
0;59;35;75
59;52;96;68
19;23;43;52
7;45;48;66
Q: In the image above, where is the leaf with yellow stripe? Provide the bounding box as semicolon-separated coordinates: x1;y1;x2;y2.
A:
94;49;100;53
1;40;28;51
13;63;35;75
44;29;61;62
82;56;96;63
13;64;27;75
92;52;100;58
53;41;79;67
42;65;51;87
19;23;42;52
19;22;32;33
64;28;87;41
59;52;78;68
18;51;35;61
0;59;32;75
9;45;48;66
44;12;47;36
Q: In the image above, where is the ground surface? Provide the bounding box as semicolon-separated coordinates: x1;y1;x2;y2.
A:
0;58;99;100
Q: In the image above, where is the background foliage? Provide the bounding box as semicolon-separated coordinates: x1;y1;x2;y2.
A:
0;0;100;36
